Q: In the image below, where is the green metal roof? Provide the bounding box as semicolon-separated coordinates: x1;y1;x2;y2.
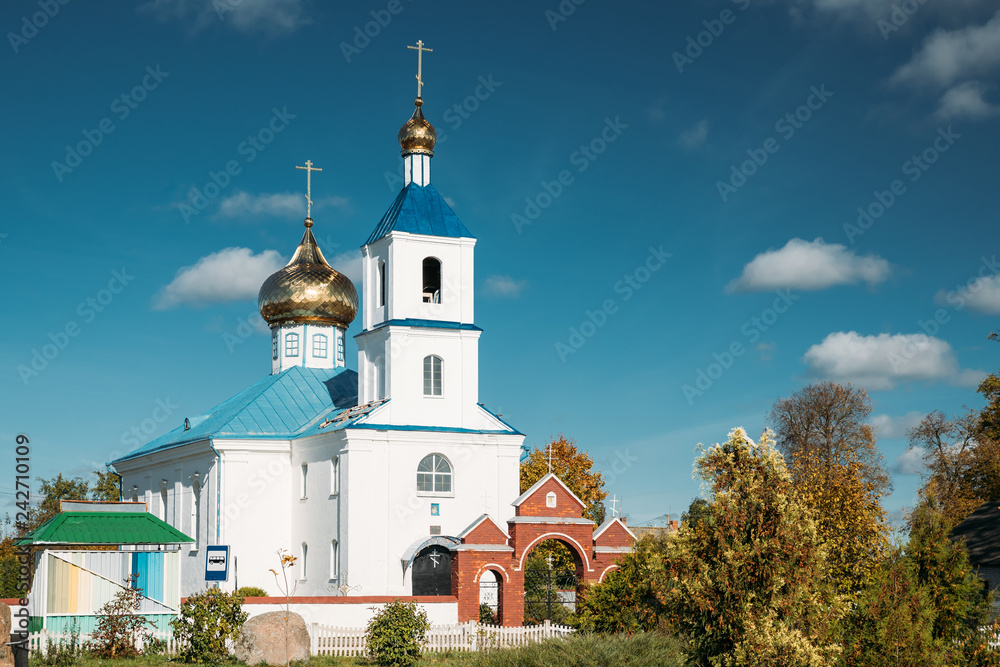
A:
16;512;194;546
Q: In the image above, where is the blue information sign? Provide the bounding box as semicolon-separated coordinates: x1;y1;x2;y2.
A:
205;545;230;582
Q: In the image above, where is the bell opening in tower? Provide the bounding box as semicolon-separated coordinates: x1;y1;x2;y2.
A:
422;257;441;303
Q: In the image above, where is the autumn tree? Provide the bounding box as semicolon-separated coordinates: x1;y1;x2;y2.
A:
658;428;844;666
769;382;891;597
520;434;607;523
681;497;711;531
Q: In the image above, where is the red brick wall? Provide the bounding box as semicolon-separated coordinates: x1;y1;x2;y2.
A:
515;478;585;517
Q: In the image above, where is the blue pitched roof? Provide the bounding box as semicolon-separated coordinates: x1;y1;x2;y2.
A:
113;366;358;463
365;183;474;245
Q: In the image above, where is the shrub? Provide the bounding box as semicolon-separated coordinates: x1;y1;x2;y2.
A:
236;585;269;598
479;603;497;625
38;619;84;667
89;574;156;658
365;599;430;667
170;588;248;663
467;632;685;667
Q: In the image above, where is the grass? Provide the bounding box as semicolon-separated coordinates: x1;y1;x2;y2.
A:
29;633;685;666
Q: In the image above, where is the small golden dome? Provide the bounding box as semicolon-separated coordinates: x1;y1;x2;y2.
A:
398;97;436;156
258;220;359;328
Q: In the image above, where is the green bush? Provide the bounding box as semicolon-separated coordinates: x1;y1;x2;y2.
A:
365;599;430;667
236;585;268;598
478;603;497;625
170;588;248;663
37;619;85;667
89;575;156;659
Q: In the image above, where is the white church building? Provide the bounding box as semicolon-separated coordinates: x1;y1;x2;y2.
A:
111;76;526;602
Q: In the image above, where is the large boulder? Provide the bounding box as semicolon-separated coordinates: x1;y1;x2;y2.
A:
0;602;13;667
234;611;310;666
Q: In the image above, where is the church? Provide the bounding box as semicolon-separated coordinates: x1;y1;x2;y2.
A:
111;44;634;625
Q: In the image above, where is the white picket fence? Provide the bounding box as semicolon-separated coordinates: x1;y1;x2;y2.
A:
30;619;574;658
27;627;185;656
310;619;575;657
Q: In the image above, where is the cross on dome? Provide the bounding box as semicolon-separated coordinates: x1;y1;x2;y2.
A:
407;39;433;99
295;159;323;220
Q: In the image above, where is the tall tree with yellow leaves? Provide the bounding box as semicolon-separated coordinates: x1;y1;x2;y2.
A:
768;382;891;598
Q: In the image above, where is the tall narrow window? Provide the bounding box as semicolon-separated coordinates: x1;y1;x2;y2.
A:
417;454;452;494
422;258;441;303
423;355;442;396
191;480;201;549
271;332;278;360
330;456;340;495
300;542;308;581
313;334;328;358
378;260;386;307
336;332;345;363
300;464;308;499
330;540;339;580
285;332;299;357
160;487;168;522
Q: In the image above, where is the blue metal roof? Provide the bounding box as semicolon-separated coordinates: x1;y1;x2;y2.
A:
113;367;358;463
365;183;474;245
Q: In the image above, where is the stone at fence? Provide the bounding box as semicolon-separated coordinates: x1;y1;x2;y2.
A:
234;611;310;666
0;602;13;667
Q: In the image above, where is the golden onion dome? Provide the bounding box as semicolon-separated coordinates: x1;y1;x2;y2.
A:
258;219;359;328
398;97;436;156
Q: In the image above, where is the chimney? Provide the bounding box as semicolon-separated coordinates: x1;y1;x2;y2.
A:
670;520;679;531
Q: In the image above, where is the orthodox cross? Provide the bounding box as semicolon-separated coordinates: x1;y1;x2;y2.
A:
547;441;553;474
608;494;620;519
295;160;322;219
407;39;433;98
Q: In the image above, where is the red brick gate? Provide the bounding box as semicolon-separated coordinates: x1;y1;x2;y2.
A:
451;473;635;626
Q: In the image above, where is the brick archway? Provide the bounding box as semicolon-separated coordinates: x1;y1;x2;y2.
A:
451;473;635;626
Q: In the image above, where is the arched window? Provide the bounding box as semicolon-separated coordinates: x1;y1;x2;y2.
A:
422;257;441;303
417;454;452;494
285;332;299;357
300;542;308;581
330;540;339;580
191;479;201;549
378;260;386;307
159;486;168;522
336;332;345;363
423;355;442;396
300;463;308;499
313;334;328;358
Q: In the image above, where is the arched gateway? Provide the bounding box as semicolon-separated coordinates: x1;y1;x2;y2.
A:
450;473;636;626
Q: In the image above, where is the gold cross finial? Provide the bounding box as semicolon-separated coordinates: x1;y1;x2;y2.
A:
407;39;433;98
295;159;323;219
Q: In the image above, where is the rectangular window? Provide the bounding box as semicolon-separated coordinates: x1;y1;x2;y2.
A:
191;481;201;550
285;332;299;357
271;333;278;360
336;333;345;363
313;334;328;358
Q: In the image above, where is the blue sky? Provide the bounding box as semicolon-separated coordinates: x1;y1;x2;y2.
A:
2;0;999;528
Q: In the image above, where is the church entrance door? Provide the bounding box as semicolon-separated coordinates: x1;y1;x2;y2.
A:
411;545;452;596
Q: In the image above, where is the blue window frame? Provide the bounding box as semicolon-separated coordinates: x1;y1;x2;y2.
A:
313;334;328;358
285;332;299;357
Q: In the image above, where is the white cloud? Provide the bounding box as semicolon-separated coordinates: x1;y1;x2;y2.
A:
936;81;1000;119
727;238;890;292
872;411;926;439
678;120;709;148
935;274;1000;314
139;0;309;35
802;331;982;390
756;342;776;361
893;447;926;475
216;191;349;220
891;11;1000;89
484;275;528;298
154;247;285;309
